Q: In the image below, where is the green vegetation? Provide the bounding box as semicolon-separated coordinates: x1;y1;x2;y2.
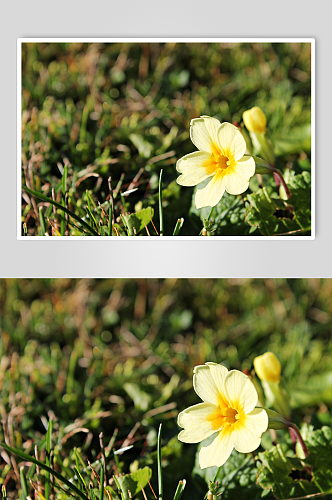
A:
21;42;311;236
1;279;331;499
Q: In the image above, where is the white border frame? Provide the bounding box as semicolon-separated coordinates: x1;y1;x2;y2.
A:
18;38;315;241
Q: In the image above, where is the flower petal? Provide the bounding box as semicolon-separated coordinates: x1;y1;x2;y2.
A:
177;402;219;443
232;155;256;180
217;123;246;161
195;170;225;209
243;408;269;436
224;370;258;414
199;425;234;469
222;169;250;195
231;408;268;453
176;151;214;186
205;362;230;408
190;117;221;154
193;364;221;405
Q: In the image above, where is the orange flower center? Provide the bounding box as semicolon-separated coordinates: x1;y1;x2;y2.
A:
203;150;235;177
207;405;244;431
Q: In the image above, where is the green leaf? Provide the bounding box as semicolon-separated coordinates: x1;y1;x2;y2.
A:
245;172;311;236
304;426;332;492
115;467;152;500
123;207;154;235
257;428;332;500
257;444;316;499
129;133;154;158
275;124;311;156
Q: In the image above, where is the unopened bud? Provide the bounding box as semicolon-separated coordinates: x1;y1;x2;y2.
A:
243;107;267;133
254;352;281;382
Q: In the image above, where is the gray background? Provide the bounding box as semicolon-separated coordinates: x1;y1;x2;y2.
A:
1;0;329;278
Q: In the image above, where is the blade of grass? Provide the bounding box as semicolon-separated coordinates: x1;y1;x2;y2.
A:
39;207;46;236
44;418;53;500
113;476;125;500
108;203;113;236
158;169;164;236
100;464;104;500
1;485;7;499
22;186;99;236
0;442;90;500
157;424;163;500
173;480;186;500
20;466;28;500
61;165;68;236
73;466;88;493
113;452;121;474
172;218;184;236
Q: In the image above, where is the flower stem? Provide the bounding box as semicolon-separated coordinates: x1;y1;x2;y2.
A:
213;466;222;483
208;206;215;220
271;167;291;200
289;423;309;458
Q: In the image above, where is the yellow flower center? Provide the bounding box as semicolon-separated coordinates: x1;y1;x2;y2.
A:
203;150;235;177
208;404;244;431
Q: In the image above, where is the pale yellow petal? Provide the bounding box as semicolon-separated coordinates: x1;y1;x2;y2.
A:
177;402;219;443
224;370;258;414
217;122;246;161
193;364;221;405
232;155;256;180
243;408;269;436
231;408;268;453
199;425;234;469
190;117;221;154
222;169;250;195
176;151;214;186
205;362;230;408
195;170;225;209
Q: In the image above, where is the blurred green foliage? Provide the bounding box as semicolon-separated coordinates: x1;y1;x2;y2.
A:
21;42;311;236
0;279;331;498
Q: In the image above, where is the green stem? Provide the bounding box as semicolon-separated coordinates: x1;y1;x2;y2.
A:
159;169;164;236
173;480;186;500
157;424;163;500
208;206;215;220
213;466;222;483
289;423;309;458
173;218;184;236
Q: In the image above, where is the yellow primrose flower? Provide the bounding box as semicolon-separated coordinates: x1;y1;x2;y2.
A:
176;116;255;209
243;107;267;134
254;352;281;383
177;363;268;469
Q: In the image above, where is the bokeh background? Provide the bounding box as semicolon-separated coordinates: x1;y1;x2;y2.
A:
1;278;331;498
21;42;311;236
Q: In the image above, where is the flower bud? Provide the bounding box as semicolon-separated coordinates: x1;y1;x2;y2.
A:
242;107;275;166
254;352;290;419
243;107;267;133
254;352;281;382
